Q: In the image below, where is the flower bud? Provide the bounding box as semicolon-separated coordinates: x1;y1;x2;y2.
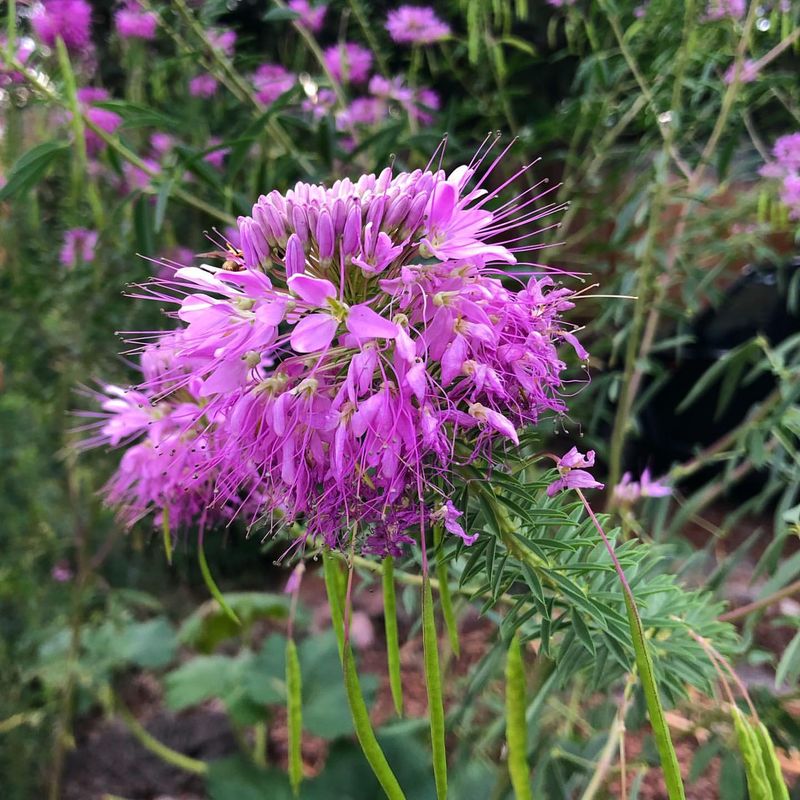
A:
316;209;335;261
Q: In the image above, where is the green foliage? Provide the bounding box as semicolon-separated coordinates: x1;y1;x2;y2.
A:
3;0;800;796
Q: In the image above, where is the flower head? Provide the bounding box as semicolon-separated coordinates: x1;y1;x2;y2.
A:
88;139;585;555
547;447;604;496
323;43;373;84
31;0;93;52
288;0;327;32
613;468;670;505
386;6;450;45
208;28;237;57
76;87;123;155
189;73;218;98
60;228;98;268
114;1;158;40
253;64;295;104
704;0;745;20
724;58;759;84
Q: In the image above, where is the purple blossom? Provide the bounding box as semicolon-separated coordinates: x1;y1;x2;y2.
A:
114;1;158;40
323;43;373;84
773;133;800;172
547;447;604;496
760;132;800;220
150;132;175;156
204;137;229;170
0;36;35;86
283;562;306;594
704;0;746;20
724;58;759;84
189;73;218;98
60;228;98;268
31;0;93;52
252;64;295;104
288;0;327;32
87;140;586;554
51;562;74;582
208;28;237;57
613;468;671;505
386;6;450;45
76;88;123;155
546;0;577;7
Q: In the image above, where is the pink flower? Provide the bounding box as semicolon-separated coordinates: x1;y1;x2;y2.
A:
52;562;74;582
386;6;450;44
208;28;236;57
547;448;604;496
724;58;759;84
0;35;35;86
76;89;123;154
204;137;229;170
283;562;306;594
189;73;218;98
31;0;93;52
252;64;295;104
613;468;670;505
704;0;745;20
323;43;373;84
60;228;98;268
114;1;158;40
86;141;585;554
288;0;327;32
773;133;800;172
780;175;800;219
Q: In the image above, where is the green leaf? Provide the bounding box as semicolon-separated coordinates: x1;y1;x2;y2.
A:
165;655;237;709
207;756;292;800
505;634;532;800
179;592;289;652
118;617;178;669
0;141;69;201
775;630;800;689
263;7;301;21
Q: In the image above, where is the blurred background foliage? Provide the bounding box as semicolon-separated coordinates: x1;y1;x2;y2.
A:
1;0;799;797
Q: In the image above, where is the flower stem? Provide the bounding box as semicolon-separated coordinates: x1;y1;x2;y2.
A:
576;489;685;800
323;551;407;800
116;698;208;775
382;557;404;716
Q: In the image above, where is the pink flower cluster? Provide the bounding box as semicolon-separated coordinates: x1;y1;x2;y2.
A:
323;42;373;84
761;133;800;220
60;227;98;268
704;0;746;20
31;0;93;53
114;1;158;41
88;141;585;553
386;6;450;45
288;0;327;32
75;87;123;155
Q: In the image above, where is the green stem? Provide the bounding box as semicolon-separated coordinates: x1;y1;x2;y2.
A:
117;699;208;775
323;552;406;800
576;490;685;800
423;575;448;800
198;535;240;625
382;557;404;716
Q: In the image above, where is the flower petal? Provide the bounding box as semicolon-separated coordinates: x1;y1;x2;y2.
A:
347;304;399;340
288;274;337;307
290;313;338;353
